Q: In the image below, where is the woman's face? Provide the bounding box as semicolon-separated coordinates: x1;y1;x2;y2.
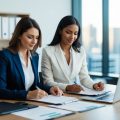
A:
60;24;79;47
19;27;39;51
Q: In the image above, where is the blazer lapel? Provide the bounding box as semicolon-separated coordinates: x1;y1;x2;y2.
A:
70;49;77;78
54;45;70;81
30;56;37;85
13;53;25;86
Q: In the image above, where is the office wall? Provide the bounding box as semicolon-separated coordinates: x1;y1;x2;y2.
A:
0;0;71;71
0;0;71;46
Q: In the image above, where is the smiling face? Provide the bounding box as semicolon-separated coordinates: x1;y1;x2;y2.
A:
59;24;79;47
19;27;39;51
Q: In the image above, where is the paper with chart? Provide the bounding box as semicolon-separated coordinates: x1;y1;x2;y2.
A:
13;106;73;120
80;86;111;96
30;95;78;105
67;85;111;96
49;101;105;112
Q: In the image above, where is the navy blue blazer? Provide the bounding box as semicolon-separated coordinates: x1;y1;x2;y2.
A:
0;49;51;100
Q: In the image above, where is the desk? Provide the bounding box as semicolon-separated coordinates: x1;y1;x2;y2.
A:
0;85;119;120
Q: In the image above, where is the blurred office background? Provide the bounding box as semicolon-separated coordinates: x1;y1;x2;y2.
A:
0;0;119;84
72;0;120;84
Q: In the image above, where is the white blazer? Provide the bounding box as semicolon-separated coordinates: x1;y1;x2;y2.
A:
41;44;94;91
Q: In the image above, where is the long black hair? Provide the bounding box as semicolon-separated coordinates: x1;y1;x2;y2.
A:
49;15;81;52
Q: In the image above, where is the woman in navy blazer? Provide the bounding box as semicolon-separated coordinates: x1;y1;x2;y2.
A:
0;17;63;100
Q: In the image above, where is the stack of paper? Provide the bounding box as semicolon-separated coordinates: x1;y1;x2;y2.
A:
13;95;105;119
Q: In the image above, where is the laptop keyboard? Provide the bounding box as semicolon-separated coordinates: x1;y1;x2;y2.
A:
97;93;114;101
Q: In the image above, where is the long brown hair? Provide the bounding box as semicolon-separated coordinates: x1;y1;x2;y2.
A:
8;16;41;53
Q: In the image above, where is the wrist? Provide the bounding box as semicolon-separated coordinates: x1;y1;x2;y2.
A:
26;91;31;100
93;84;96;90
49;86;53;93
65;85;69;91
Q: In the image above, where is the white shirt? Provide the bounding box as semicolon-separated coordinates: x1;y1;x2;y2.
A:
19;51;34;91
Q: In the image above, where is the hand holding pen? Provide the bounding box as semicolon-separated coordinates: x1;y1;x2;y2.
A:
26;86;48;100
93;82;104;91
50;86;63;96
66;82;84;92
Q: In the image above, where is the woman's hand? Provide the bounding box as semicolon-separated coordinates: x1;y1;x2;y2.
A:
93;82;104;91
66;84;84;92
50;86;63;96
27;89;48;100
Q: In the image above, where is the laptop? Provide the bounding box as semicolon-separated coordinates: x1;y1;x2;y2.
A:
0;101;38;115
80;77;120;104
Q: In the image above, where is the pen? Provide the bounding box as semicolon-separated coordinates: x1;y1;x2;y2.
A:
36;86;48;96
74;81;77;84
36;86;40;90
74;81;84;91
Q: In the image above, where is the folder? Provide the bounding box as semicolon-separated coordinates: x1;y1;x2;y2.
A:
0;16;1;39
0;101;38;115
1;16;9;39
9;17;16;39
15;17;21;25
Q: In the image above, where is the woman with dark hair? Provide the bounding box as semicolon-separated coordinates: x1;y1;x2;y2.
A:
41;15;104;92
0;17;63;100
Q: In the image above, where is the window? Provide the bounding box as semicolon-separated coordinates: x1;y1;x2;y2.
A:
109;0;120;74
82;0;102;73
72;0;120;77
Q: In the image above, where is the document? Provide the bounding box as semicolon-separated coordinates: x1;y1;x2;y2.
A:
49;101;105;112
30;95;78;105
67;85;111;96
13;106;73;120
80;87;111;96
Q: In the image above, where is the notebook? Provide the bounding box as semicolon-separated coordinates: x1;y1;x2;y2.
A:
80;77;120;103
0;101;38;115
